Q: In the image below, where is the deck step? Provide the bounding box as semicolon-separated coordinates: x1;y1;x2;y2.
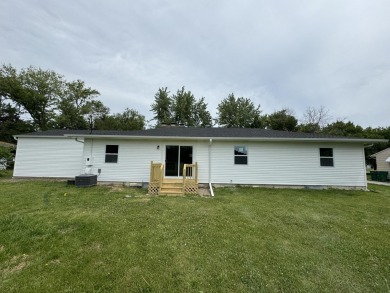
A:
159;191;184;195
159;189;183;195
159;180;184;195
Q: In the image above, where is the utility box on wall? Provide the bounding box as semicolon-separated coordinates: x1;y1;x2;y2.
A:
75;174;97;187
85;157;92;165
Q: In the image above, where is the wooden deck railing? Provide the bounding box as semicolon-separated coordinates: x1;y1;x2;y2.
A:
148;161;199;195
182;162;198;194
148;161;164;195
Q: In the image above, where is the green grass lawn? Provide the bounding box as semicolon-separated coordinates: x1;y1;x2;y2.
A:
1;180;389;293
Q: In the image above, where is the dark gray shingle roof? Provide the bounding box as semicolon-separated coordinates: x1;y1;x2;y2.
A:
15;127;375;141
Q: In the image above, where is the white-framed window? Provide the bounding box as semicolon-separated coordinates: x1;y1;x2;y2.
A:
320;148;334;167
234;146;248;165
105;145;119;163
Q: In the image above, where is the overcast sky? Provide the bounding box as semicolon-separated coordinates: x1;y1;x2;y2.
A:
1;0;389;128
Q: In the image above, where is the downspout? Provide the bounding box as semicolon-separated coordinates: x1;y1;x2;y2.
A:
362;145;368;190
209;138;214;197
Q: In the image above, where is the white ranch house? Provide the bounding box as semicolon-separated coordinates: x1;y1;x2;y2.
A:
13;127;387;192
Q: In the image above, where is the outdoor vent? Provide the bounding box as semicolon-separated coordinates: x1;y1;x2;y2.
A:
75;174;97;187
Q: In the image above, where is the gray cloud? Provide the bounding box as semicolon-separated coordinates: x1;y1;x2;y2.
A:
1;0;389;127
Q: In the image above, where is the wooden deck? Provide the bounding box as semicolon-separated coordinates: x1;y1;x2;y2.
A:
160;178;186;195
148;162;198;195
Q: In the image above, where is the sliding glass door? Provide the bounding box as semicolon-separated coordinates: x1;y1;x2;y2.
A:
165;145;193;177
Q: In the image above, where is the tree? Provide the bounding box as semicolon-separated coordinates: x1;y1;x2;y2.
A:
83;100;110;131
192;97;213;127
55;80;100;129
216;93;263;128
171;87;196;126
0;96;33;142
0;144;16;169
151;87;172;125
1;64;102;132
322;121;364;137
299;106;331;133
151;86;213;127
265;109;298;131
0;64;63;130
94;108;145;130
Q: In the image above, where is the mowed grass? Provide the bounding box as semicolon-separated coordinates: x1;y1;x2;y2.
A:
0;180;389;293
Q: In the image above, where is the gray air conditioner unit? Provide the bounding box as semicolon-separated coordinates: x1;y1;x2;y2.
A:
75;174;97;187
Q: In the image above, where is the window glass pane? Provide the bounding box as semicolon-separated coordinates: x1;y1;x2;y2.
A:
105;154;118;163
320;148;333;157
235;156;248;165
234;146;247;156
320;158;334;167
165;145;179;176
106;145;118;154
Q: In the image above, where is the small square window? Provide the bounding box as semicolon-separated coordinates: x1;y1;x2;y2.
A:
105;145;119;163
320;148;334;167
106;145;118;154
234;146;248;165
320;148;333;157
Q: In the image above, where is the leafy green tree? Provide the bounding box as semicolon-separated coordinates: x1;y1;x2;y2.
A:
265;109;298;131
151;86;213;127
84;100;110;131
0;64;63;130
172;87;195;126
55;80;100;129
0;145;15;169
322;121;364;137
94;108;145;130
216;93;263;128
192;97;213;127
151;87;172;125
0;96;33;142
172;87;213;127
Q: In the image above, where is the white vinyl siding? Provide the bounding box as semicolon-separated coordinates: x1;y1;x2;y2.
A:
13;137;83;178
210;141;366;187
14;136;368;188
82;139;211;183
83;139;163;183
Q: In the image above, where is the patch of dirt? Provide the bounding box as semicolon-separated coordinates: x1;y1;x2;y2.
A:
132;198;152;202
47;259;60;265
198;188;211;197
90;242;102;251
108;185;126;192
2;254;28;275
0;179;17;183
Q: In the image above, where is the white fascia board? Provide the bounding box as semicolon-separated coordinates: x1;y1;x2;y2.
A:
64;134;388;144
14;135;70;139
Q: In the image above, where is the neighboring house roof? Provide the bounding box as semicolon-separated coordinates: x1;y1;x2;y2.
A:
370;147;390;158
14;128;388;143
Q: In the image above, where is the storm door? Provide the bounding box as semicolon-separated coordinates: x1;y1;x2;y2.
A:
165;145;193;177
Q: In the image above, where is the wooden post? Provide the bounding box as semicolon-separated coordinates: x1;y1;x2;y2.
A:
150;161;153;182
195;162;198;184
183;164;187;193
158;163;163;194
